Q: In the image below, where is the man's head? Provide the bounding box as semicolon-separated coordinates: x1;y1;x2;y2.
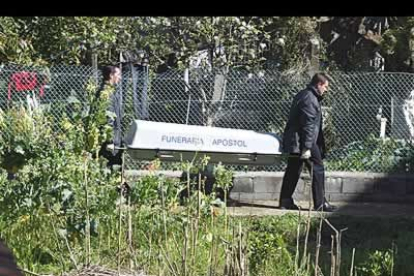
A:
102;65;121;85
310;72;329;96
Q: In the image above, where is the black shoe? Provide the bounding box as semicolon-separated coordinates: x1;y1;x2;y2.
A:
279;198;300;210
315;202;337;212
280;204;300;210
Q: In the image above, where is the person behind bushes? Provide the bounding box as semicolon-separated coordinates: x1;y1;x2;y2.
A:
91;65;123;168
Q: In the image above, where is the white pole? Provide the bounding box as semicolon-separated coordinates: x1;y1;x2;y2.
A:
184;68;191;124
380;118;387;139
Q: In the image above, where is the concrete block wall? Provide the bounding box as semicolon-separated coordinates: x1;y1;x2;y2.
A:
230;171;414;203
126;170;414;204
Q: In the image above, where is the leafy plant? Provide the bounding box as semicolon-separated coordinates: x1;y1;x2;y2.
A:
326;135;414;172
0;98;54;174
356;249;395;276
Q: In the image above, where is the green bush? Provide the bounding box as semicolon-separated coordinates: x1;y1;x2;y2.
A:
326;135;414;172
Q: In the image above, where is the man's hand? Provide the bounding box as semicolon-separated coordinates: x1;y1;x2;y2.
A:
300;149;311;159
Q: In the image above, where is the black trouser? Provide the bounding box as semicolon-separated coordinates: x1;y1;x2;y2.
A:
280;144;325;208
99;141;123;168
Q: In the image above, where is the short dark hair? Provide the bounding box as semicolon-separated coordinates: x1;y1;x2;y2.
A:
310;72;329;86
101;65;119;82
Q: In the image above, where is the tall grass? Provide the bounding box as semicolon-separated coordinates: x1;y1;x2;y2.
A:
0;104;408;276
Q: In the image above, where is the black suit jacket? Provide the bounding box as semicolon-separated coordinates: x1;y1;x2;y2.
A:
282;85;326;157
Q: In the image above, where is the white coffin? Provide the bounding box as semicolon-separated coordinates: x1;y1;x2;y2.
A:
124;120;283;165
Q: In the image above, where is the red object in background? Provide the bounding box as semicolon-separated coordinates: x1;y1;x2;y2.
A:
7;71;46;100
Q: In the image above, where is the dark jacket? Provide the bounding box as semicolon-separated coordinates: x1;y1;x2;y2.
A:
107;84;123;148
95;82;123;148
282;85;326;157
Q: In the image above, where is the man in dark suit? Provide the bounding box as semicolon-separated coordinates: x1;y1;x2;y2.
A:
279;72;337;212
94;65;123;168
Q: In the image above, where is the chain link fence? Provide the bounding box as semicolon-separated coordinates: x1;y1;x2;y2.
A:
1;64;414;173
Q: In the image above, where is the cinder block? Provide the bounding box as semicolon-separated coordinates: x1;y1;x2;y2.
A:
403;177;414;194
295;179;309;193
326;177;343;193
375;178;406;195
402;194;414;203
232;177;254;193
253;176;282;193
230;192;255;203
343;178;374;194
293;192;313;202
362;193;401;203
254;192;279;201
328;193;362;202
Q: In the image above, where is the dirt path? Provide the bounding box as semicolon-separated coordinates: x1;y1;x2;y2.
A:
223;200;414;218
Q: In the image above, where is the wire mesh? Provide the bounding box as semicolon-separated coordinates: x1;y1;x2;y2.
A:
2;64;414;173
